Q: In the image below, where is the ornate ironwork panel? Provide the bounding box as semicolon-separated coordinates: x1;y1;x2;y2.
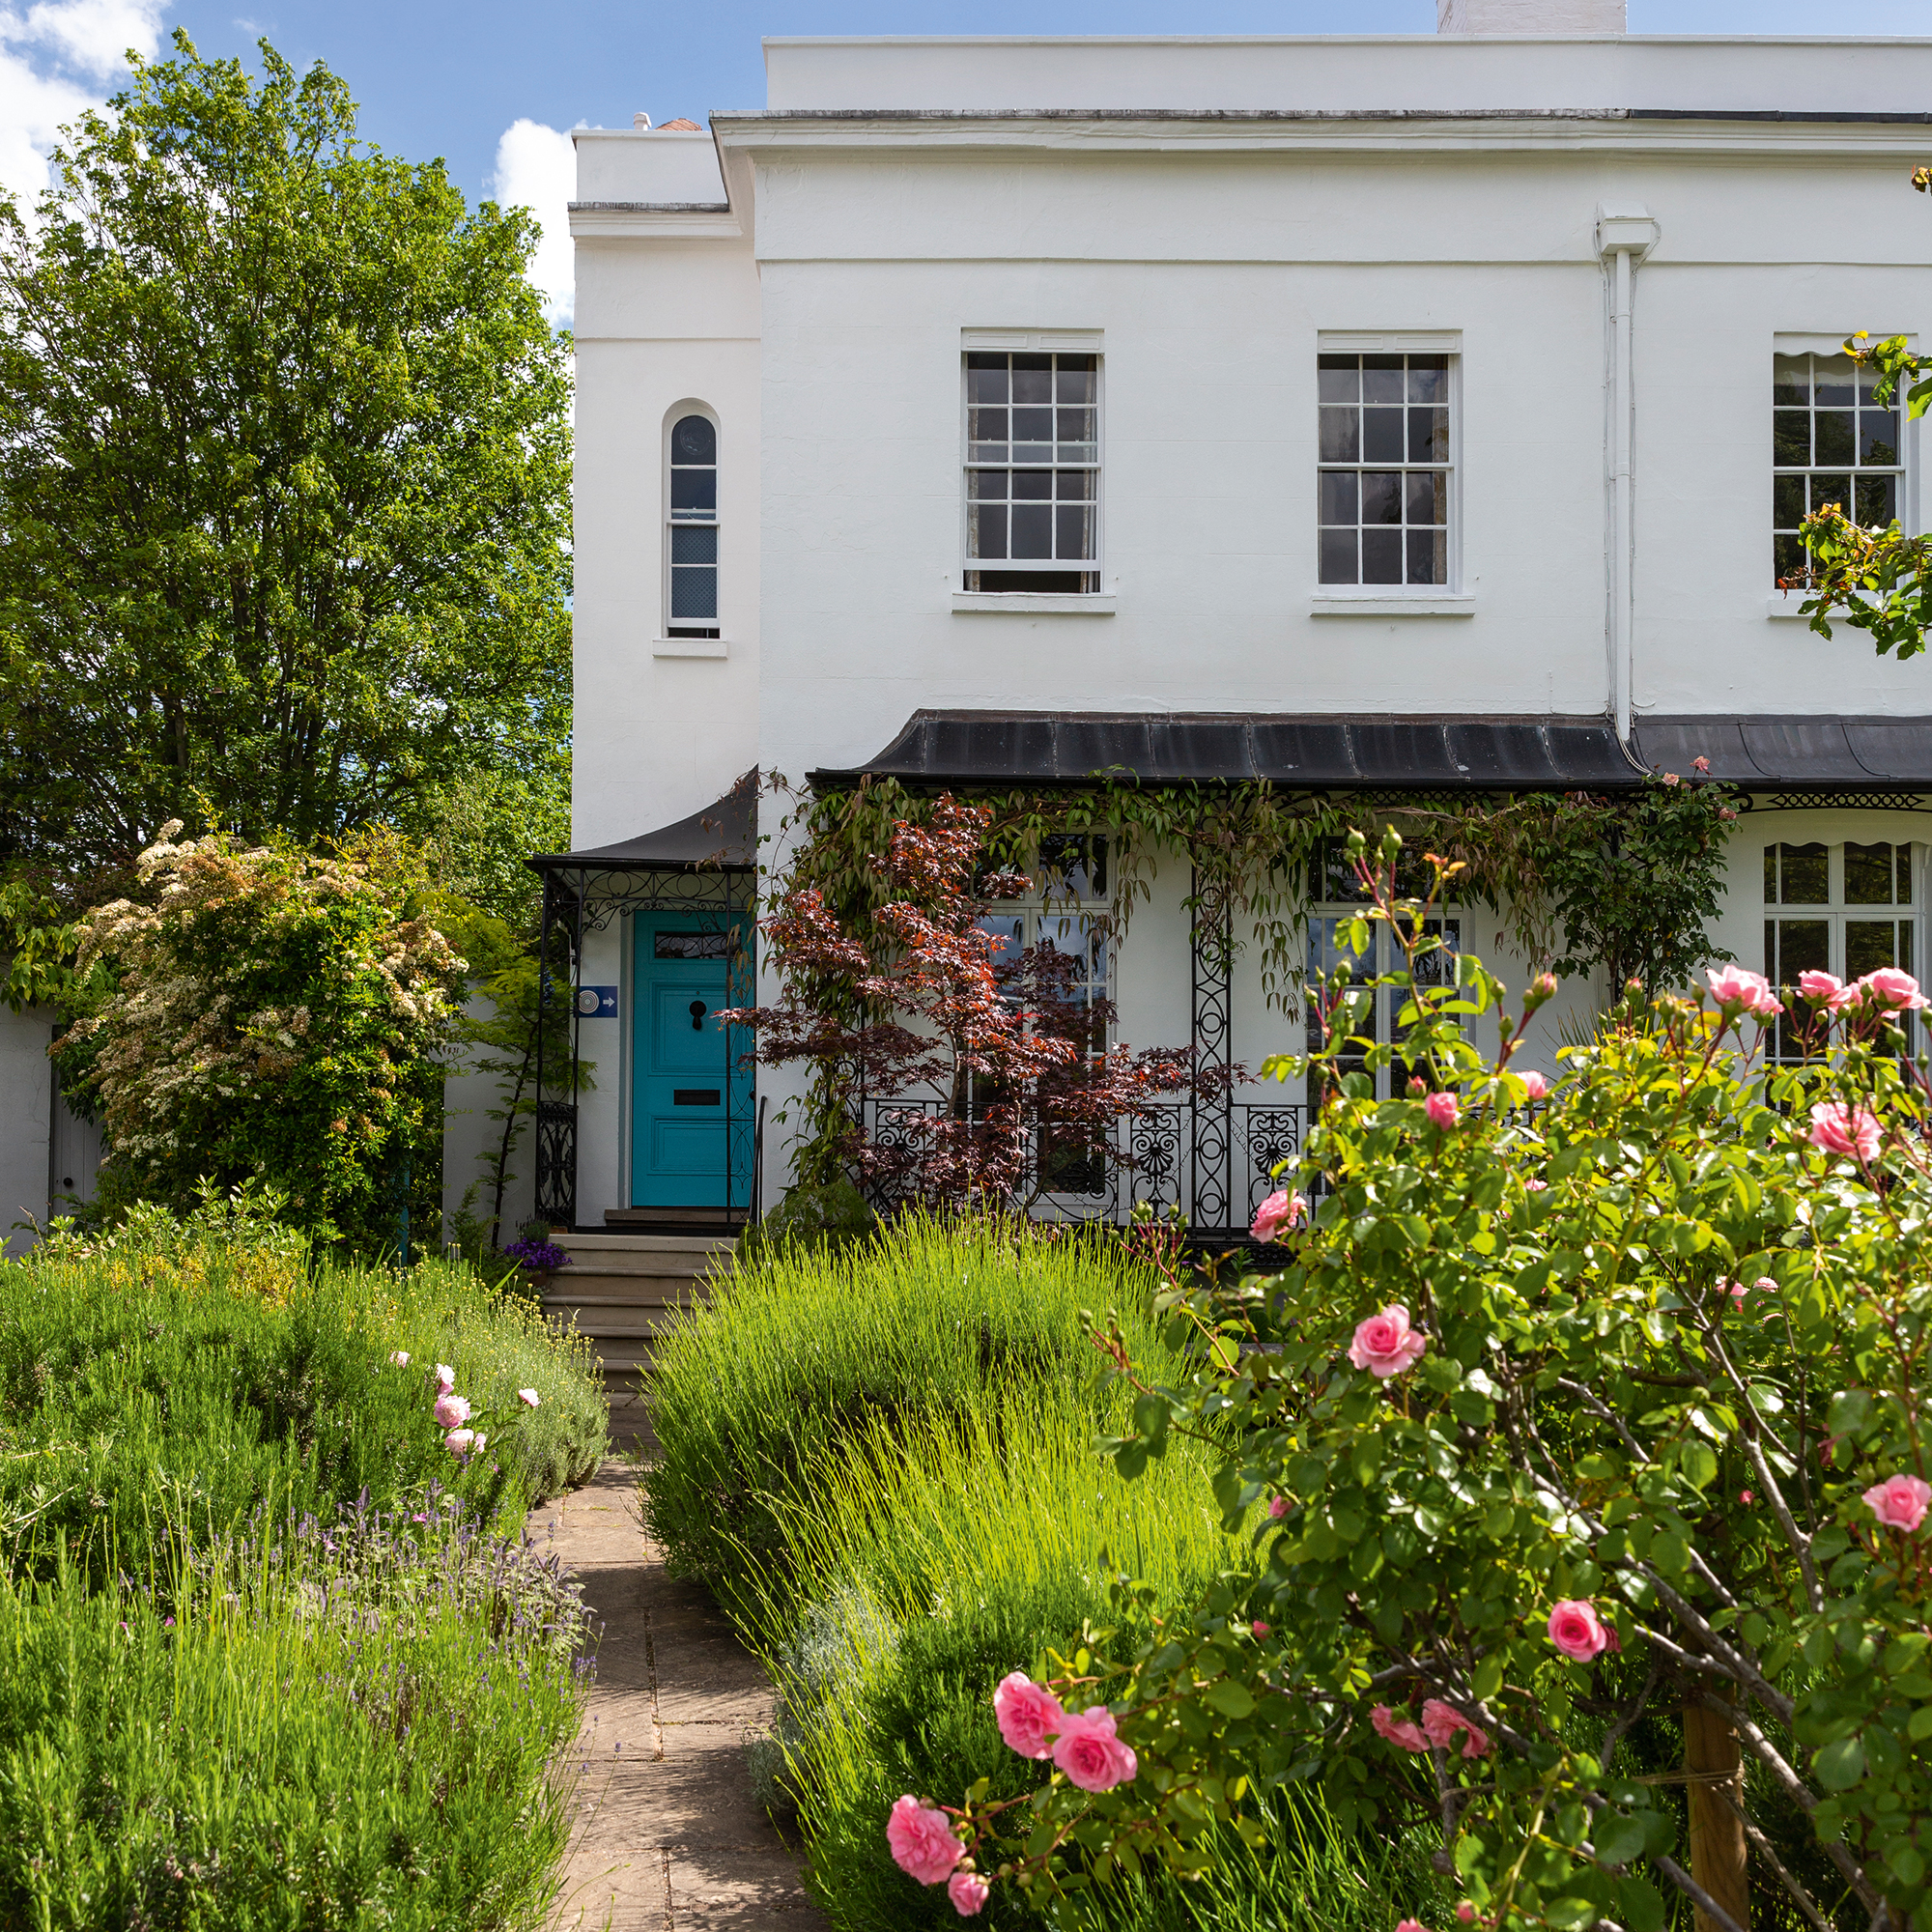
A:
533;1100;579;1229
1241;1108;1303;1221
1189;867;1234;1231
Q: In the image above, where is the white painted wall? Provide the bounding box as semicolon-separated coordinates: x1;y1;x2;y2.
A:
758;34;1932;116
0;1007;53;1254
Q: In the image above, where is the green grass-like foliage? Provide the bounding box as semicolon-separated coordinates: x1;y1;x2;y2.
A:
0;1212;607;1927
647;1215;1443;1930
640;1213;1173;1608
0;1510;586;1927
0;1222;608;1572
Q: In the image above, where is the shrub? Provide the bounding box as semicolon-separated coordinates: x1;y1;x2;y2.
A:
0;1507;586;1928
940;832;1932;1932
640;1213;1174;1608
0;1206;607;1574
651;1212;1446;1929
52;824;462;1247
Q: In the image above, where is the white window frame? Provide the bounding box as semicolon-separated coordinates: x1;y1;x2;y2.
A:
1769;331;1919;618
959;328;1105;597
664;402;721;642
1305;839;1463;1103
1314;329;1463;604
1762;836;1922;1054
972;836;1114;1202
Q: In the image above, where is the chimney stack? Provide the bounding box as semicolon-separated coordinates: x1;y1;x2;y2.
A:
1437;0;1625;31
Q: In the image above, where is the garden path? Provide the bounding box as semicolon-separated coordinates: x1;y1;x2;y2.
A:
548;1455;827;1932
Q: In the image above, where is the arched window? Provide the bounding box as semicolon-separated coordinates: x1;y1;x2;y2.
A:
666;411;719;639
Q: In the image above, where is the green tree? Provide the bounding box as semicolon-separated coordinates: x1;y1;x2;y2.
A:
0;33;571;907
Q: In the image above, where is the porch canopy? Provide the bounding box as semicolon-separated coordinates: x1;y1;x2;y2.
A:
809;712;1647;792
1633;717;1932;796
526;775;757;879
810;711;1932;799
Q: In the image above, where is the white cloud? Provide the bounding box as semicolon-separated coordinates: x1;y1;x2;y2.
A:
0;0;163;209
491;117;574;327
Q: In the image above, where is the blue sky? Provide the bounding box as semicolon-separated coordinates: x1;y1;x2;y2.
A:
2;0;1929;323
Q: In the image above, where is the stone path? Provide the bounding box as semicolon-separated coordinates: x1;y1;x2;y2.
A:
548;1456;829;1931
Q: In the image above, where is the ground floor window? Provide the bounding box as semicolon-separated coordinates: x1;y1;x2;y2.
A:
1764;838;1918;1057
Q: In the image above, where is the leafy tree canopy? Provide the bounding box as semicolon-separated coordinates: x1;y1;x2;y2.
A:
0;32;572;909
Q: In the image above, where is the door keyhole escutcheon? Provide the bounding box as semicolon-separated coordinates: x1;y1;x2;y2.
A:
689;999;707;1030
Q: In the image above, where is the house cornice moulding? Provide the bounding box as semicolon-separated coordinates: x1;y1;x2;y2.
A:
709;108;1932;161
568;202;742;239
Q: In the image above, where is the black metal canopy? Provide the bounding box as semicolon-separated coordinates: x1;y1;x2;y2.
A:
527;773;757;875
1633;717;1932;789
808;712;1647;793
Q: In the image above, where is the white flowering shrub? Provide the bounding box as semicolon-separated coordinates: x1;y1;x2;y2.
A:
54;823;462;1245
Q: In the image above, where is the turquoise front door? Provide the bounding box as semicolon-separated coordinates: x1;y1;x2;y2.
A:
632;916;750;1208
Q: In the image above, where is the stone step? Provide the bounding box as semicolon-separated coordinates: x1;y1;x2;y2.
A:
554;1232;733;1256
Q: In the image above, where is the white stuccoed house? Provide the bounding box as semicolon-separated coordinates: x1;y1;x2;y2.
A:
530;2;1932;1242
10;2;1932;1253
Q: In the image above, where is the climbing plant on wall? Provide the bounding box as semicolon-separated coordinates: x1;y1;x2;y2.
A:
746;766;1736;1173
764;766;1738;1007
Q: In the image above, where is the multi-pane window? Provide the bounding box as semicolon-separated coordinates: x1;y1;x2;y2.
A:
976;839;1110;1194
965;352;1098;593
1764;839;1917;1057
1306;841;1459;1100
667;412;719;639
1318;353;1452;586
1773;354;1902;583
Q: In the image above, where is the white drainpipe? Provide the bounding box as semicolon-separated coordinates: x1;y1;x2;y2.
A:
1598;206;1660;750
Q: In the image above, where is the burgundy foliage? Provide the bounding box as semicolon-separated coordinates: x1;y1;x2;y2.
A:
720;796;1235;1213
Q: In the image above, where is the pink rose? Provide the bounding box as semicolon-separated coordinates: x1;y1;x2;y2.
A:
948;1871;990;1917
1520;1071;1549;1101
886;1795;963;1886
1421;1697;1492;1758
1662;772;1681;787
1348;1304;1429;1378
444;1428;476;1458
1706;964;1776;1014
1250;1188;1307;1244
435;1363;456;1392
1864;1473;1932;1533
1524;1178;1548;1192
1424;1092;1460;1130
1371;1704;1430;1752
1457;1907;1477;1924
1051;1704;1138;1793
1719;807;1737;821
992;1672;1065;1760
388;1350;410;1366
1251;1620;1270;1639
1861;966;1928;1011
1798;970;1844;1006
433;1392;470;1429
1399;1918;1433;1932
1547;1599;1611;1662
518;1387;541;1408
1693;756;1710;773
1809;1100;1882;1162
1268;1494;1289;1519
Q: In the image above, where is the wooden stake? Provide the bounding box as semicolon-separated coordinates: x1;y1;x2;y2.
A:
1685;1692;1750;1932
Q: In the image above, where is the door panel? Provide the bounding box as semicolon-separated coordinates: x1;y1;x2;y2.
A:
631;917;747;1208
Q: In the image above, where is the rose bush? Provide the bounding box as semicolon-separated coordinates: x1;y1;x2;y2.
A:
912;828;1932;1932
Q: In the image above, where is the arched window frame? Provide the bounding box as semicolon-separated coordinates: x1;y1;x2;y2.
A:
664;404;720;640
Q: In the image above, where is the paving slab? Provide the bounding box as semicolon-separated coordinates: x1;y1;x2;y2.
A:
548;1457;828;1932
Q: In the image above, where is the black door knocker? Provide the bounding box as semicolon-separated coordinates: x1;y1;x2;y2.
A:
689;999;708;1030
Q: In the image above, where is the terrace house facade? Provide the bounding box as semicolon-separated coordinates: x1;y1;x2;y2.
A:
538;5;1932;1240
